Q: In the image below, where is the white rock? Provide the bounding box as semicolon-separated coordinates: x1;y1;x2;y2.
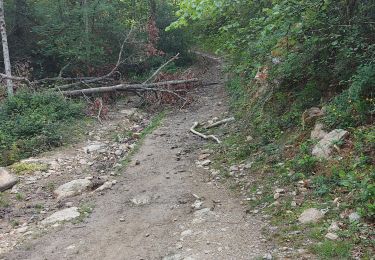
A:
83;142;106;154
263;253;273;260
229;165;239;172
291;201;297;207
348;212;360;222
325;232;338;240
192;208;215;224
298;208;324;224
54;179;93;200
131;194;150;205
41;207;80;225
0;167;18;192
311;123;328;140
191;200;203;210
275;188;285;193
328;221;340;232
200;160;211;167
312;129;349;159
273;193;280;200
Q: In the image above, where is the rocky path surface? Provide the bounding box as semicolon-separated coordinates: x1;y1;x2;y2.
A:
3;56;270;260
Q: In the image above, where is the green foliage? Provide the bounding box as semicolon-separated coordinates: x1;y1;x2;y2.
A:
311;240;352;260
0;91;84;166
323;65;375;128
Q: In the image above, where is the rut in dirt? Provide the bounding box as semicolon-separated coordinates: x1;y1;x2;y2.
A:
5;55;271;260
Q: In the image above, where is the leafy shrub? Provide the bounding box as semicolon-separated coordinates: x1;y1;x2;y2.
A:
323;65;375;129
0;91;84;166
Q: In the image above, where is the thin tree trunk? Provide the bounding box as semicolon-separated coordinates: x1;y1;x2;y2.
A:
0;0;13;96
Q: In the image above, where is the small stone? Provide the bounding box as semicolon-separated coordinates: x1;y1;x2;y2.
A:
191;200;203;210
95;181;115;192
131;194;150;205
114;149;123;156
325;232;338;240
348;212;360;222
119;218;125;222
298;208;324;224
273;193;280;200
246;135;254;142
291;201;297;207
328;221;340;232
263;253;273;260
229;165;239;172
134;160;140;166
275;188;285;193
198;154;210;161
200;160;211;166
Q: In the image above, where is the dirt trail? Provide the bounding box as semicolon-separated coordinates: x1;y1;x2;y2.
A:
5;55;269;260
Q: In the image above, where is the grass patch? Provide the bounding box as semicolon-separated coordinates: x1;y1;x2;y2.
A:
10;162;49;175
311;240;353;260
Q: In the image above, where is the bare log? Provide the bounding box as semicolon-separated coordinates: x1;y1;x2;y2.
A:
190;122;221;144
61;78;200;96
205;117;235;129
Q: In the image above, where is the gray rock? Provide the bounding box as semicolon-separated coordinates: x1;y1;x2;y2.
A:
325;232;338;240
54;179;93;200
83;142;106;154
348;212;361;222
298;208;324;224
0;167;18;192
229;165;239;172
311;123;328;140
41;207;80;225
312;129;349;159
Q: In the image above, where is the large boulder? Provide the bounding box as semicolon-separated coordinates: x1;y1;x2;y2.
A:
41;207;80;225
312;129;349;159
298;208;324;224
0;167;18;192
54;179;93;200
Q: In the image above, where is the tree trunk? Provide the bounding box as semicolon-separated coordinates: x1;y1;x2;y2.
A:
0;0;13;96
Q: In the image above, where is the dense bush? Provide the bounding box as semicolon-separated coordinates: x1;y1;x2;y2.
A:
0;92;83;166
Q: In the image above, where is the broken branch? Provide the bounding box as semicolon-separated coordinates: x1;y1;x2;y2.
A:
205;117;235;129
190;122;221;144
143;53;180;84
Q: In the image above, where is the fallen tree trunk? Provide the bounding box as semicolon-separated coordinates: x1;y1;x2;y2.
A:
61;78;200;96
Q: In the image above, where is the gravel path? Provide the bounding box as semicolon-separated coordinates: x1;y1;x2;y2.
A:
5;55;268;260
